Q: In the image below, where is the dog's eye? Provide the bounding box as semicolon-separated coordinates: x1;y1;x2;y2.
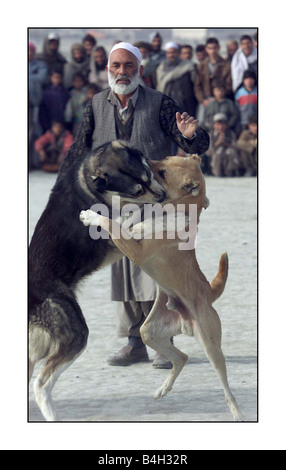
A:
132;184;144;196
158;170;166;180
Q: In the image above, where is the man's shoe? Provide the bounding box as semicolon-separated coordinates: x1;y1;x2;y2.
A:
107;345;149;366
152;352;173;369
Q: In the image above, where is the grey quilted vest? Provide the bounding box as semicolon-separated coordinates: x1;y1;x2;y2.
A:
91;86;172;160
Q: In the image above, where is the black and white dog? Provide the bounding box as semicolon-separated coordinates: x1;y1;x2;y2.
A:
29;140;165;421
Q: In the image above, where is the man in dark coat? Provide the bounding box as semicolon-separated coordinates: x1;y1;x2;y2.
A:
156;42;198;118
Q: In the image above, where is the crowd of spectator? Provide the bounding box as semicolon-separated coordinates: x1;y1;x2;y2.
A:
29;31;257;176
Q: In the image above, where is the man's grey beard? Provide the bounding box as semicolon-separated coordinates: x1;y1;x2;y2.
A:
108;70;140;95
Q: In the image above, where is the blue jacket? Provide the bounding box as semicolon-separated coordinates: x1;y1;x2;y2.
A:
235;86;257;126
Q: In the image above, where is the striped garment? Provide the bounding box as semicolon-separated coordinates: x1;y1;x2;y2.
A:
235;85;257;126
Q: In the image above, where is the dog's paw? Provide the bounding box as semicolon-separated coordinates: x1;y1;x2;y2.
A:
154;383;172;400
79;209;99;226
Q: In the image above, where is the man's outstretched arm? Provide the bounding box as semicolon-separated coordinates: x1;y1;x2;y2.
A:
159;95;210;155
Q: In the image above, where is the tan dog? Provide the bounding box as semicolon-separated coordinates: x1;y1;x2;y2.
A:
80;155;244;421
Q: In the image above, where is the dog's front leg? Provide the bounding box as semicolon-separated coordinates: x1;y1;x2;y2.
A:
80;210;110;230
80;210;145;264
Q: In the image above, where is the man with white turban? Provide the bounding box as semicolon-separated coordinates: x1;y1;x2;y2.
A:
58;42;209;368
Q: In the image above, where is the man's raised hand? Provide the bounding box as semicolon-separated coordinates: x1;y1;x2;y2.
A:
176;112;199;140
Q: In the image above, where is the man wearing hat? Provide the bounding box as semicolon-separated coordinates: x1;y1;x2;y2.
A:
156;42;197;119
149;32;166;66
206;112;240;176
36;32;67;84
59;42;209;368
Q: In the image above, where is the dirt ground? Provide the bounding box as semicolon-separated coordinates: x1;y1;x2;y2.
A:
28;171;257;422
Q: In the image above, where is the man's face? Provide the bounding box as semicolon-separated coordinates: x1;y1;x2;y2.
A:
213;87;225;101
196;50;207;62
83;40;94;55
52;123;64;136
139;47;149;59
73;76;85;90
214;121;227;133
248;123;257;135
166;47;179;64
206;42;219;60
152;36;161;52
241;38;253;57
244;77;255;90
73;48;84;63
94;49;106;67
227;42;238;58
87;88;96;100
51;72;62;87
108;49;143;95
180;47;192;60
49;40;58;52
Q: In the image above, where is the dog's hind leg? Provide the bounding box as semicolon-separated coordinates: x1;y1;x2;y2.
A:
29;296;88;421
193;302;244;421
140;289;188;399
33;356;80;421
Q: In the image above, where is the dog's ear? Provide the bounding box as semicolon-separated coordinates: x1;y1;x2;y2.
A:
183;179;200;196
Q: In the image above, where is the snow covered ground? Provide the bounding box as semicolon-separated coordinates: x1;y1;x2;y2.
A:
28;171;257;422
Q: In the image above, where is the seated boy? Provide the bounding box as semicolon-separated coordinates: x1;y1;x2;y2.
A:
206;113;240;177
236;114;257;176
34;120;74;172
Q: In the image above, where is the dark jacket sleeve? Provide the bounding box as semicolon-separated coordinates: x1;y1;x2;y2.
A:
57;99;94;178
159;94;209;155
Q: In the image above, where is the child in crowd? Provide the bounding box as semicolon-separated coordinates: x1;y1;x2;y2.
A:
235;69;257;130
237;114;257;176
34;120;74;172
206;113;240;177
38;71;70;132
85;82;100;102
64;72;88;136
203;80;241;136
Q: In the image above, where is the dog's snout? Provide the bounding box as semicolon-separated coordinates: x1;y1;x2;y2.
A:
156;190;166;202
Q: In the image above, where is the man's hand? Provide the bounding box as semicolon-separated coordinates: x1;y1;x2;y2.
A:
214;132;228;148
176;112;199;140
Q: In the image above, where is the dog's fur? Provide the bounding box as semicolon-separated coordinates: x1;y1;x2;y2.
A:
80;155;244;421
29;140;166;421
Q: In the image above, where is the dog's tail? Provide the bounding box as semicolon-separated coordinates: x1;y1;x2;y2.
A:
210;252;229;303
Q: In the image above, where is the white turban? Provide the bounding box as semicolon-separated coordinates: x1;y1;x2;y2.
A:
108;42;142;65
165;41;179;51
